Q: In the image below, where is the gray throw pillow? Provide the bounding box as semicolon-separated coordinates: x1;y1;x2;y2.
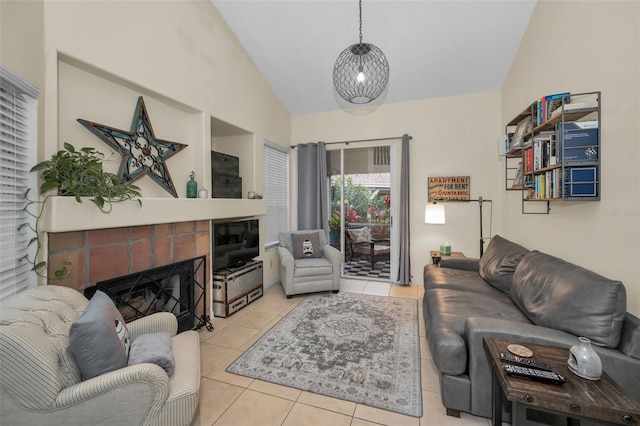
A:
69;291;131;380
128;332;175;376
478;235;529;294
291;232;323;259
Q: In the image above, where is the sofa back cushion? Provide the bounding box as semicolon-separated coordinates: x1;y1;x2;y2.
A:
478;235;529;294
0;286;86;410
511;250;627;348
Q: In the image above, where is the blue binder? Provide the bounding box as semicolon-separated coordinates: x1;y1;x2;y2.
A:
564;167;598;199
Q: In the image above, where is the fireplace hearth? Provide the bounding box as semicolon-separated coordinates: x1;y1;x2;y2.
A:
86;256;212;332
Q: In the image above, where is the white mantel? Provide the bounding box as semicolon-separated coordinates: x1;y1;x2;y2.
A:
43;196;267;233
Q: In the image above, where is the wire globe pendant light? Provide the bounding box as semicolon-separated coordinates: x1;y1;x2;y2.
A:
333;0;390;104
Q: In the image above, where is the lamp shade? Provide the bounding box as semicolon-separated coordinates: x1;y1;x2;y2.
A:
333;42;390;104
425;203;446;224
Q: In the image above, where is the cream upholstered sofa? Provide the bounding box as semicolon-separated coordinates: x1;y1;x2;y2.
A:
277;229;344;298
0;285;200;426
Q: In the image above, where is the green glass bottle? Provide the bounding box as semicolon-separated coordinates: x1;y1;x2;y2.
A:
187;171;198;198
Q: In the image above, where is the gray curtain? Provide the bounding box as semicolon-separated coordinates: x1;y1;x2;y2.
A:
398;134;411;285
297;142;328;232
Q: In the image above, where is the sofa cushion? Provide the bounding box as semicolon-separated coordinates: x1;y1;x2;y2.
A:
424;288;530;375
478;235;529;294
69;290;131;380
424;263;501;296
291;231;323;259
511;250;627;348
293;257;333;277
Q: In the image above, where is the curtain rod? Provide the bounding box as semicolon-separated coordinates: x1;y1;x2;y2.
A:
290;135;411;149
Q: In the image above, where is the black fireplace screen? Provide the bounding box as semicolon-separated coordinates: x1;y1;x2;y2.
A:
87;256;212;332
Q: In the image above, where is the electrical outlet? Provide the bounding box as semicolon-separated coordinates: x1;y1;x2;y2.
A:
270;260;273;268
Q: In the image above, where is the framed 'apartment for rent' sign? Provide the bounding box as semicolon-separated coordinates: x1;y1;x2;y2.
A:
428;176;470;201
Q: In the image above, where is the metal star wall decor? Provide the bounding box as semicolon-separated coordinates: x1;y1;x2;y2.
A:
77;96;187;198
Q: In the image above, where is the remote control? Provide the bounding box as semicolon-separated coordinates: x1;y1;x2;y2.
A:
500;352;552;371
503;365;567;385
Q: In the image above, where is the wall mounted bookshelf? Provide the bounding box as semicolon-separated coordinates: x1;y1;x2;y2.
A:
504;91;601;214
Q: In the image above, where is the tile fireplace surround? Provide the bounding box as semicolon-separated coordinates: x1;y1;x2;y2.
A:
47;220;210;293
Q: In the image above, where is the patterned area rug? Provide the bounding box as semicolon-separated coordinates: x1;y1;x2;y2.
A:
226;292;422;417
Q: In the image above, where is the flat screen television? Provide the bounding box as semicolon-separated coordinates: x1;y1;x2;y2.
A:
212;219;259;272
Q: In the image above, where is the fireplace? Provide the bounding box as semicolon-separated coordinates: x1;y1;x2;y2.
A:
86;256;212;332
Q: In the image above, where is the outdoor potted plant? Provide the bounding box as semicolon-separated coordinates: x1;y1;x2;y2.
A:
328;215;341;245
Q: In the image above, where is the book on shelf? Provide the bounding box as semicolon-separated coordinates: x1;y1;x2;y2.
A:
512;162;524;188
549;133;558;165
511;116;531;150
537;92;571;125
532;131;553;170
524;147;533;173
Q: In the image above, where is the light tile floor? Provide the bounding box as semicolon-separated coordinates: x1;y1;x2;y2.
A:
192;278;492;426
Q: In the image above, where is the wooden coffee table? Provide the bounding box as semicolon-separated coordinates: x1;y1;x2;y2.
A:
429;250;465;266
484;337;640;425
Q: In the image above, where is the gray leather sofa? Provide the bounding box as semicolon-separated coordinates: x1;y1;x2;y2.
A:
423;235;640;419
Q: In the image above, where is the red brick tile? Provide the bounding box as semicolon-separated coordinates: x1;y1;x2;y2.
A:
196;231;210;257
196;220;209;232
174;221;196;234
130;225;152;240
155;223;173;236
89;244;129;285
48;232;85;251
48;249;86;291
88;228;127;246
154;237;172;267
173;234;196;262
131;240;153;273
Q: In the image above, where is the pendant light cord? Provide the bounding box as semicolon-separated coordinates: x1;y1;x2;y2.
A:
359;0;363;44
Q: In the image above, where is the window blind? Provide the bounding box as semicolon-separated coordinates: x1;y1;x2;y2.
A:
263;141;289;250
0;65;39;301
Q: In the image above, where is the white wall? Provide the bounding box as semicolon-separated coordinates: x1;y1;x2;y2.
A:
293;91;503;284
501;1;640;315
4;1;637;314
2;0;292;288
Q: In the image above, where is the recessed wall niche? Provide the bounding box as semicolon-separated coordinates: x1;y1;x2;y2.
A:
210;115;255;199
58;56;202;199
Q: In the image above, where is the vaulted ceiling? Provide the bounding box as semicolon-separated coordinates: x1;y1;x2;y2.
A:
212;0;538;115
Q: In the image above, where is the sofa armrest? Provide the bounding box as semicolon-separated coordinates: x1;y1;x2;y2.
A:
277;246;295;294
55;363;169;416
323;244;344;290
440;257;480;271
322;244;344;268
128;312;178;340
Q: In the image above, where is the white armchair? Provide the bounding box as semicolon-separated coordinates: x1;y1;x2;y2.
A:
0;285;200;426
277;230;344;298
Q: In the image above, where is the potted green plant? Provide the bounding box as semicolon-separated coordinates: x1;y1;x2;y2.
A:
30;142;142;212
21;143;142;276
328;215;341;244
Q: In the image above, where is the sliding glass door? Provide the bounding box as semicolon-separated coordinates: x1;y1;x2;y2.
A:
326;144;398;281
